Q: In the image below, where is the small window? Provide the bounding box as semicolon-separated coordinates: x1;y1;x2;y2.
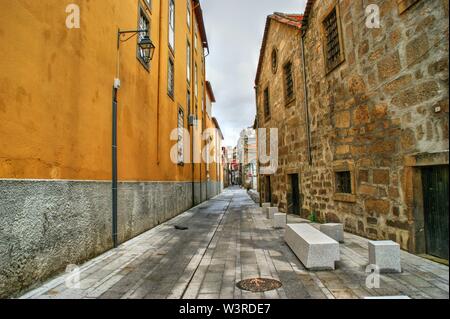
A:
177;107;185;165
263;87;270;120
168;0;175;51
194;63;198;97
187;89;191;115
187;40;191;83
187;0;191;27
271;49;278;74
137;9;150;68
323;7;344;73
283;61;295;104
168;57;175;98
335;171;352;194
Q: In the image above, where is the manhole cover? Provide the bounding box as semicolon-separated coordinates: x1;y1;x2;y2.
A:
236;278;282;293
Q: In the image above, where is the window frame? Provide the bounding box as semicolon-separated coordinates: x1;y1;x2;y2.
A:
283;60;295;106
187;0;191;28
136;4;151;70
168;0;176;53
143;0;152;12
321;4;345;75
271;48;278;74
263;86;271;121
187;39;191;84
333;161;356;203
168;56;175;99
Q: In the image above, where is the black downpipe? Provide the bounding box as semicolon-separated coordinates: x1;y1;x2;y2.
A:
112;87;118;248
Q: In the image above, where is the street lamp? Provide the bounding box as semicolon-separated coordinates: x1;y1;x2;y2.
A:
112;28;156;249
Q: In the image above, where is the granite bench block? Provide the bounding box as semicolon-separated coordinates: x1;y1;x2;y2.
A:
320;223;344;243
267;207;278;219
285;224;340;270
273;213;286;229
368;241;401;273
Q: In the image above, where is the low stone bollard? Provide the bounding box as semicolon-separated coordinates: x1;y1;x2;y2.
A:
320;223;344;243
368;240;402;273
267;207;278;219
273;213;286;229
261;202;271;216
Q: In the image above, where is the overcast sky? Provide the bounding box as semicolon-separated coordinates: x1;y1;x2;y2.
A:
202;0;307;147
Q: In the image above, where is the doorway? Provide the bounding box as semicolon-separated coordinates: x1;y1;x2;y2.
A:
421;165;449;260
288;174;300;215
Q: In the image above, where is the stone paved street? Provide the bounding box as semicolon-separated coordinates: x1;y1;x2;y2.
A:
21;187;449;299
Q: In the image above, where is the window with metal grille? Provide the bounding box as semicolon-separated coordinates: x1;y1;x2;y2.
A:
263;87;270;119
323;7;343;73
137;9;150;67
168;57;175;98
283;61;294;104
336;171;352;194
178;107;185;165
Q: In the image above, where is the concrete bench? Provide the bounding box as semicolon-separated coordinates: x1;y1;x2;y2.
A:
320;223;344;243
285;224;340;270
368;241;401;273
273;213;286;229
267;207;278;219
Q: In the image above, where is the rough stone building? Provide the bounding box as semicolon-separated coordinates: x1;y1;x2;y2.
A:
255;0;449;260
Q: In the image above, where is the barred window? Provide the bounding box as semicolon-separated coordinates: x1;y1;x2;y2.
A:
283;61;294;104
178;107;185;165
336;171;352;194
263;87;270;119
168;57;175;98
323;7;344;73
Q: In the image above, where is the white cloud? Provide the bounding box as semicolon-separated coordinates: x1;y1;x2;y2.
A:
203;0;307;146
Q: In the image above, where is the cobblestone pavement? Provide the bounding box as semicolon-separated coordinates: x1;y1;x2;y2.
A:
21;187;449;299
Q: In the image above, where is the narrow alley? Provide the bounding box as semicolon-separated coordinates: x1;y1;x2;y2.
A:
21;188;449;300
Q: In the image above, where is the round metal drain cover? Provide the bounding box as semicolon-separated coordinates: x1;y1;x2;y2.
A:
236;278;282;293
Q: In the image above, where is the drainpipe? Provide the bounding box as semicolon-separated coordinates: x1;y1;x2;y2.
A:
112;87;118;248
156;0;164;165
300;32;312;165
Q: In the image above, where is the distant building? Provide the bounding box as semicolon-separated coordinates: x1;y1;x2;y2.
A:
236;128;258;190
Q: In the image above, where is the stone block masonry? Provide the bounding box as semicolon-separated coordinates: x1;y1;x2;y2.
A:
256;0;449;256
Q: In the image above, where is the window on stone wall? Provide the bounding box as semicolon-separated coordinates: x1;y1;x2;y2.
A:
335;171;352;194
263;87;270;120
271;48;278;74
323;6;345;74
283;61;295;105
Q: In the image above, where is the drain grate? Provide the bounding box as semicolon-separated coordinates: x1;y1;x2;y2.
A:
174;225;189;230
236;278;282;293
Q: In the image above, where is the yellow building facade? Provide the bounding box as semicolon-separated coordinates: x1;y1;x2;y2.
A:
0;0;223;298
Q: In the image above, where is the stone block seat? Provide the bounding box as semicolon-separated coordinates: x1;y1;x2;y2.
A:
261;203;271;216
368;241;402;273
320;223;344;243
267;207;278;219
285;224;340;270
273;213;286;229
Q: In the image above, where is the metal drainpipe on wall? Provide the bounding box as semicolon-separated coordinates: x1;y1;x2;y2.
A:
300;32;312;166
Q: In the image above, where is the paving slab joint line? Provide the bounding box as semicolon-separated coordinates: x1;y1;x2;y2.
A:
179;195;233;299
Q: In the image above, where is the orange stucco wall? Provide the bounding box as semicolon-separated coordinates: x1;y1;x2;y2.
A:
0;0;219;183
